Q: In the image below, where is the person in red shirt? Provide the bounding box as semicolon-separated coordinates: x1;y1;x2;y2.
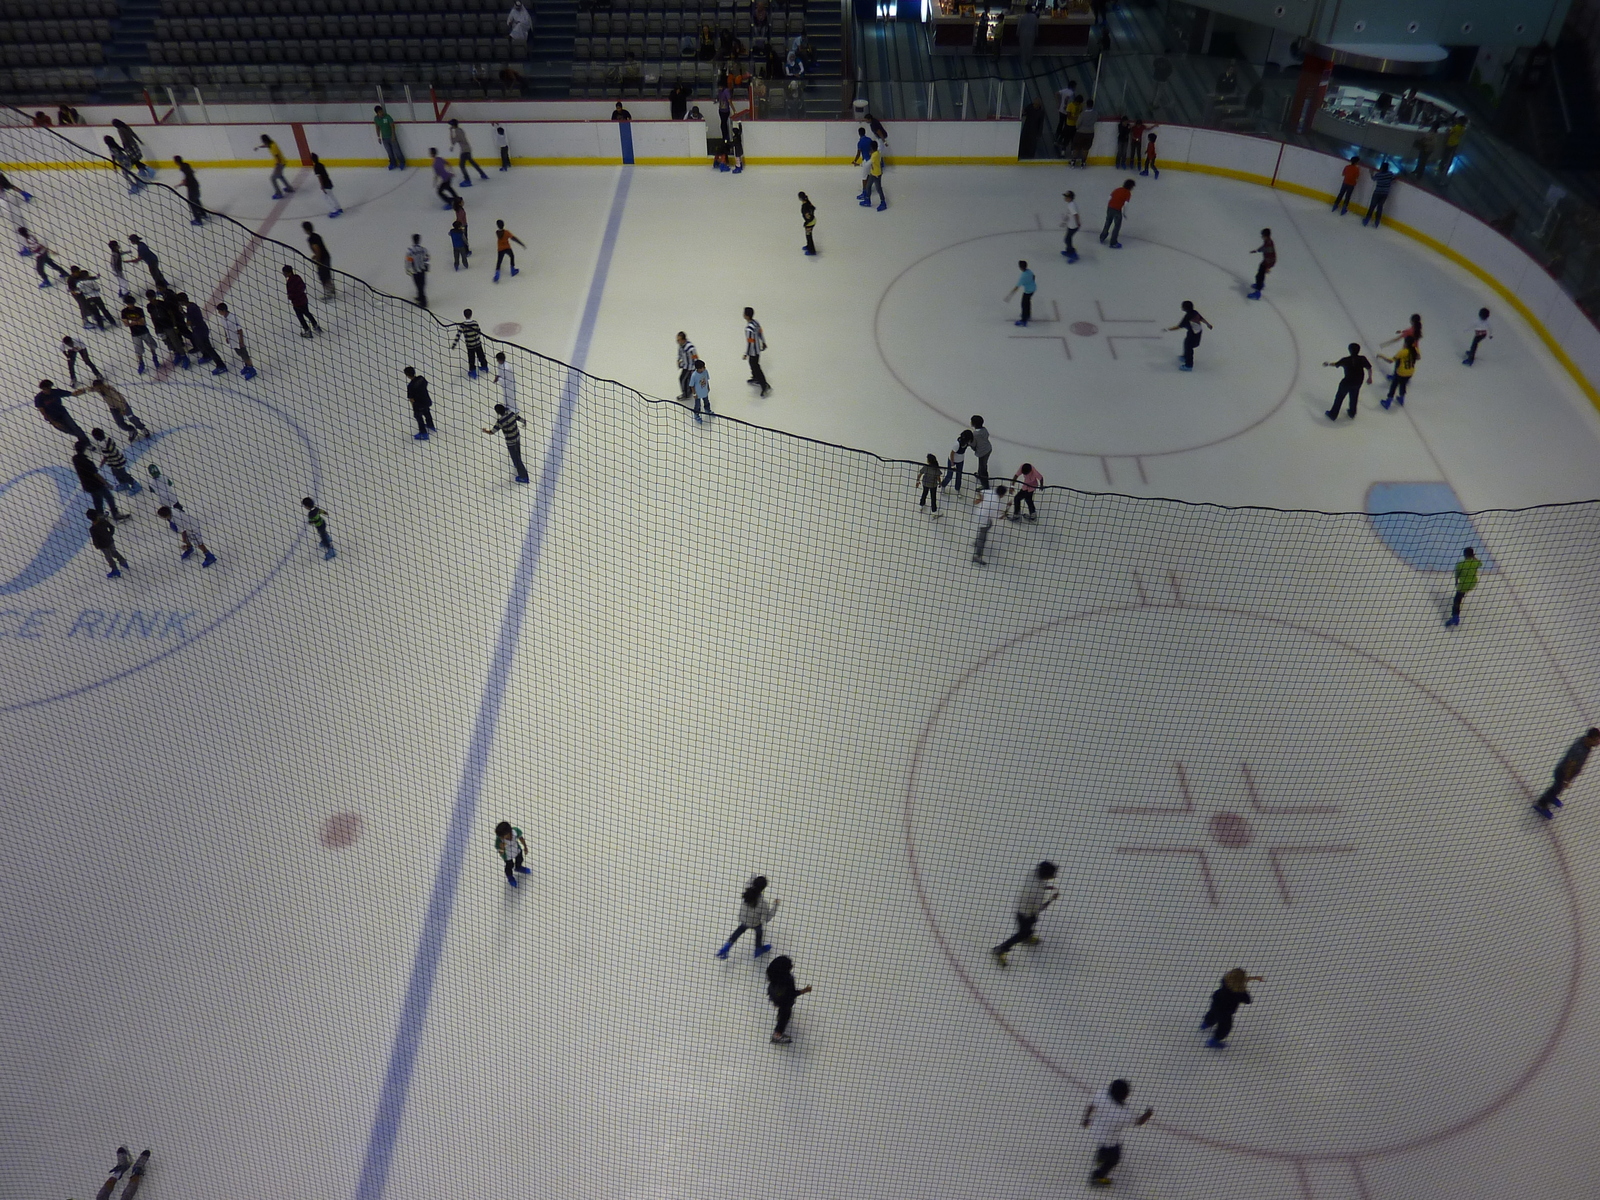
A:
1332;155;1361;215
1140;127;1159;177
281;264;321;338
1099;178;1135;247
1248;227;1275;299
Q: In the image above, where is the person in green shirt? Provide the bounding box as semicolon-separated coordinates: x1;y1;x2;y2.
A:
301;496;335;560
374;105;404;171
1445;546;1479;627
494;821;533;887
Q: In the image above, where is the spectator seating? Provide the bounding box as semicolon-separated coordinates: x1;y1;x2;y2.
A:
570;0;806;98
0;0;115;15
0;17;109;72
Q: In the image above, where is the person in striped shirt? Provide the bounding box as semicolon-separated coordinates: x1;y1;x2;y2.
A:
742;307;769;397
494;821;532;887
1362;160;1395;227
1247;228;1275;299
405;234;430;308
675;331;697;399
483;404;530;483
453;308;489;378
89;428;141;493
301;497;335;560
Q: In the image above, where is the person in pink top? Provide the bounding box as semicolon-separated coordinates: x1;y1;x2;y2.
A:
1009;463;1043;522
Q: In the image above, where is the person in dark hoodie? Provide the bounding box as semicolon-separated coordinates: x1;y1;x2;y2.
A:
1200;967;1264;1048
766;954;812;1044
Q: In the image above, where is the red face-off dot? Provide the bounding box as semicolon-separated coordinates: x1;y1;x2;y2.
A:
492;322;522;338
320;813;364;849
1209;811;1253;848
1070;321;1100;336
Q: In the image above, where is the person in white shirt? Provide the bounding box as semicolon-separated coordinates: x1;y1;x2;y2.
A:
742;306;769;396
492;352;519;412
1060;190;1081;261
942;428;972;493
214;302;255;378
688;357;711;421
716;875;779;959
507;0;533;52
991;861;1057;964
675;331;697;399
1463;306;1493;365
157;504;216;567
495;125;511;172
145;462;183;529
1082;1079;1153;1188
971;484;1008;566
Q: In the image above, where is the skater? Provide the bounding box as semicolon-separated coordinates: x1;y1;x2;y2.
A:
1141;126;1159;177
1168;301;1213;372
716;878;779;958
34;378;89;440
688;356;711;421
1322;342;1372;419
798;191;817;255
450;194;470;253
1099;179;1134;247
89;428;141;492
496;124;511;171
173;155;205;224
1463;307;1492;365
493;351;519;412
403;366;436;438
72;442;129;520
1377;335;1420;407
971;483;1008;566
1332;155;1361;215
743;307;769;396
61;334;102;384
728;122;745;174
302;222;337;304
87;509;132;579
112;119;150;177
917;453;942;516
1444;546;1478;627
968;414;993;486
942;428;973;493
1060;190;1080;260
449;119;489;184
75;378;149;440
18;226;68;286
1082;1080;1153;1187
430;149;461;207
990;860;1058;964
158;504;217;566
375;105;405;170
107;239;132;299
675;331;697;399
282;265;321;337
119;296;163;373
128;235;169;291
309;154;343;217
493;220;524;281
179;294;222;374
494;820;533;885
861;140;886;210
1381;313;1423;351
1006;260;1036;326
1200;968;1264;1048
406;234;430;307
302;497;336;559
1533;728;1600;818
452;309;489;378
144;289;189;369
94;1148;134;1200
1069;96;1096;167
1010;463;1042;521
483;403;530;483
449;221;470;271
1114;115;1131;169
765;954;812;1044
103;137;144;192
1247;228;1275;298
258;133;295;198
215;302;256;379
852;126;875;198
146;462;184;527
1362;160;1395;227
71;268;115;329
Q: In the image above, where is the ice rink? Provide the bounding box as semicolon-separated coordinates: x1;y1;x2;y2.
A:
3;124;1600;1200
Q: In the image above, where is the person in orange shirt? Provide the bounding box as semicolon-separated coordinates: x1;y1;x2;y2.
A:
1332;155;1361;216
1099;178;1134;248
493;219;526;282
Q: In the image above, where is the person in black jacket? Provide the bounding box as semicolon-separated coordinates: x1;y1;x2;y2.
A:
766;954;812;1044
72;442;130;521
403;366;436;439
87;508;130;578
1200;968;1263;1048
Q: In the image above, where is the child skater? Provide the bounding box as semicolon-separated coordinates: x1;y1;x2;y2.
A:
1201;968;1264;1048
765;954;812;1044
1247;228;1275;299
1378;334;1420;407
1167;301;1213;371
991;860;1059;966
1141;126;1159;177
1463;307;1492;365
716;875;778;958
494;820;532;886
918;453;942;516
942;428;973;493
157;505;217;567
302;497;335;560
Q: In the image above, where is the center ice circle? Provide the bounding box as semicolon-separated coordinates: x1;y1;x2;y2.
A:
874;231;1299;458
905;604;1577;1162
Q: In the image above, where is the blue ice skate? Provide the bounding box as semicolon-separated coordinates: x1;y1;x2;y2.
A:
180;547;194;560
1205;1037;1227;1049
211;363;228;375
241;365;257;379
323;546;337;560
107;568;122;578
201;551;217;568
754;943;773;958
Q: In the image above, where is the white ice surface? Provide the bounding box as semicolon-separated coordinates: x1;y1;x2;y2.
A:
1;153;1599;1200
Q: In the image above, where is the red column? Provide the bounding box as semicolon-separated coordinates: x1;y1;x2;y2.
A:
1286;52;1334;134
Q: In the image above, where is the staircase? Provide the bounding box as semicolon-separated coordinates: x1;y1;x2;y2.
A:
528;0;576;99
98;0;160;101
801;0;843;116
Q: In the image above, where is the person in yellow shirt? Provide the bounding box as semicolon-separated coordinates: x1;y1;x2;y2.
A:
860;141;886;211
1439;118;1466;179
1378;334;1420;408
256;133;295;199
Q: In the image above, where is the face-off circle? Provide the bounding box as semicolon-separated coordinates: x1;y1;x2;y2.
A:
905;604;1578;1163
874;231;1300;458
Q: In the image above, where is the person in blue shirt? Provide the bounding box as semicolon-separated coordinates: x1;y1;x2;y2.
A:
449;221;469;271
1006;260;1037;327
852;127;875;201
